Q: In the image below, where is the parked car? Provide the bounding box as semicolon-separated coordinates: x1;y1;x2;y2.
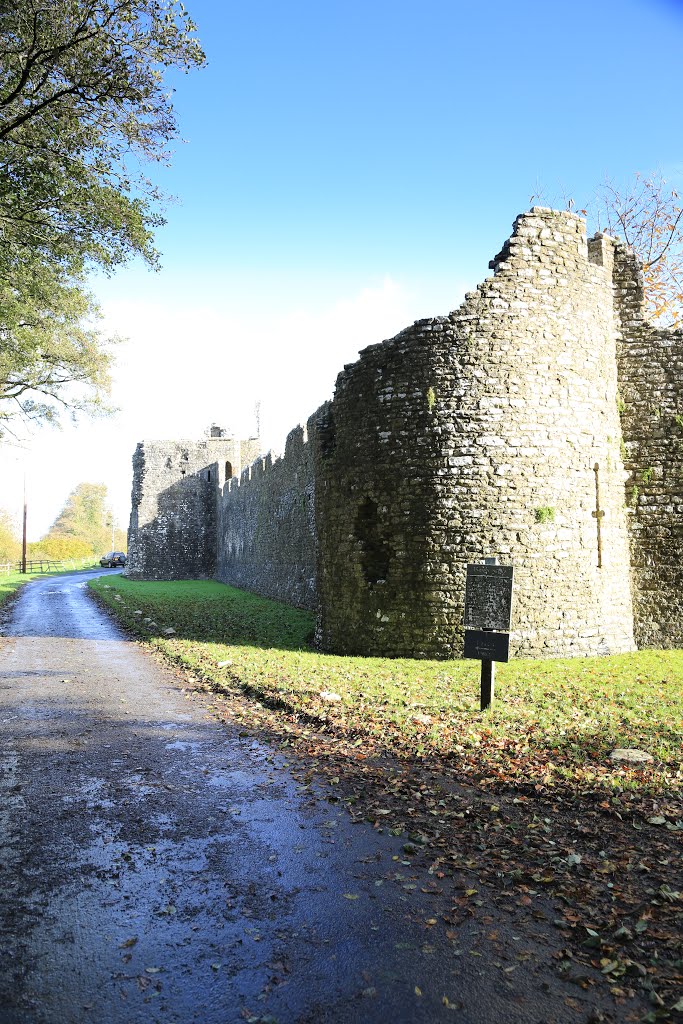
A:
100;551;127;568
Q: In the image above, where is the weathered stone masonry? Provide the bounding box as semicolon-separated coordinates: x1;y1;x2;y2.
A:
127;432;261;581
127;208;683;658
613;246;683;650
216;423;318;611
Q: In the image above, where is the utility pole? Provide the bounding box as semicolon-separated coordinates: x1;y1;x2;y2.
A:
106;509;115;551
21;472;27;574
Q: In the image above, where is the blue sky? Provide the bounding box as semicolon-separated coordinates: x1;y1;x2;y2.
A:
5;0;683;539
130;0;683;284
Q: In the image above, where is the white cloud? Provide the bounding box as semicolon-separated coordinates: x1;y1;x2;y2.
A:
0;273;466;541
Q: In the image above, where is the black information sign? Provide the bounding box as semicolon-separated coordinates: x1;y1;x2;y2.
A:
463;629;510;664
464;564;514;631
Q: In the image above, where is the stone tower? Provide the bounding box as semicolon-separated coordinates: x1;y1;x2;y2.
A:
314;209;636;658
126;431;261;580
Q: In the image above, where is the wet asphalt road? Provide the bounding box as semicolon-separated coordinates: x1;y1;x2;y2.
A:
0;570;612;1023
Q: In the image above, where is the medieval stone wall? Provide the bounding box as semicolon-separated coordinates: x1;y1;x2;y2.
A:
126;206;682;660
216;422;318;610
314;209;636;658
613;247;683;648
126;437;260;580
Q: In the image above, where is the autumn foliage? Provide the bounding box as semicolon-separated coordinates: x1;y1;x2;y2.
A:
598;173;683;327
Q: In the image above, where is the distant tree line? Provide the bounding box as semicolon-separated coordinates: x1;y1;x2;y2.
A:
0;482;126;563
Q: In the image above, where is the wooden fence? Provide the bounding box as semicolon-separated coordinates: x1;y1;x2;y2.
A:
0;557;96;577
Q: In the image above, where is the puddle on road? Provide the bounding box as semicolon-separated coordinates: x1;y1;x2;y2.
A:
207;768;275;792
149;813;177;833
21;827;287;1024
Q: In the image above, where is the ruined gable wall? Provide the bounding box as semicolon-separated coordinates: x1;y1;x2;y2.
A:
315;209;636;658
126;438;244;580
613;248;683;648
215;422;318;610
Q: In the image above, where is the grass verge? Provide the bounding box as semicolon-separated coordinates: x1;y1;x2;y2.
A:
89;576;682;799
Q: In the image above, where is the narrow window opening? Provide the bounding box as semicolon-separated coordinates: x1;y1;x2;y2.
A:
225;460;233;479
355;497;390;585
207;469;212;482
592;462;604;568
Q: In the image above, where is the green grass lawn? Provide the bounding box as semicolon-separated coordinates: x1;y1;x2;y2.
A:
0;570;30;607
89;576;682;797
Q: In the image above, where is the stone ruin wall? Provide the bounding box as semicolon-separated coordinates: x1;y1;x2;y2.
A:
127;437;260;580
128;207;683;659
613;247;683;649
215;421;319;610
315;209;636;659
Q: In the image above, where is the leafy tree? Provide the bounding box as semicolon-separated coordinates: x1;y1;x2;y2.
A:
46;481;125;553
0;510;21;564
597;173;683;327
0;0;205;274
0;260;116;436
0;0;205;434
27;535;93;560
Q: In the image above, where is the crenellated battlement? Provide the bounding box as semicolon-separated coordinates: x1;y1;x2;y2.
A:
213;406;325;611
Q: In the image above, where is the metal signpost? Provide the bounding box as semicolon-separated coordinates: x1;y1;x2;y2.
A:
463;557;514;710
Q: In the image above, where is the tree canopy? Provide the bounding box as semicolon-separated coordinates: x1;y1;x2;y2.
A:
0;0;205;274
0;510;21;564
46;481;126;553
0;0;205;436
0;259;116;435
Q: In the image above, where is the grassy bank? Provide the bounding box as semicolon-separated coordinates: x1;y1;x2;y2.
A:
0;571;31;607
89;576;682;798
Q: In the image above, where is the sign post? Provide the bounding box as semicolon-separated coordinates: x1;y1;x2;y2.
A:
481;650;494;713
21;472;27;576
463;557;514;711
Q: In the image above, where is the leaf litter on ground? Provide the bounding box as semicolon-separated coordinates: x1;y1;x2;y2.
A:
90;577;683;1019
